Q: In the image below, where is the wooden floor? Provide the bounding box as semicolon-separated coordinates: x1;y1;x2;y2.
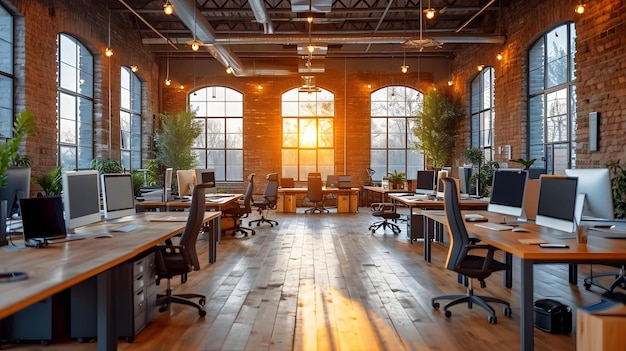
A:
3;207;615;351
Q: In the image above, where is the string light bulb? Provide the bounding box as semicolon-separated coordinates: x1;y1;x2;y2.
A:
191;40;200;51
226;66;233;74
130;65;138;72
575;3;585;14
105;48;113;57
477;64;485;71
401;65;409;74
163;0;174;15
105;9;113;57
496;52;503;61
257;84;263;91
165;79;171;86
425;0;436;19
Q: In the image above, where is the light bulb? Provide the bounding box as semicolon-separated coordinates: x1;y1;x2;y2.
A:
401;65;409;74
257;84;263;91
575;4;585;14
496;53;503;61
179;85;184;89
447;80;453;86
105;48;113;57
191;41;200;51
477;64;484;71
307;45;315;53
163;2;174;15
307;16;313;23
226;66;233;74
165;79;171;86
130;65;138;72
425;8;436;20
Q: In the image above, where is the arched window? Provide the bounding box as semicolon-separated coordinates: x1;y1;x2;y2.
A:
370;86;423;181
120;67;142;170
190;87;243;181
57;34;94;170
528;23;577;174
0;4;14;137
470;67;495;160
281;87;334;181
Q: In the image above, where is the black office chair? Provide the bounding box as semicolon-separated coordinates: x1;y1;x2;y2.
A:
222;173;256;237
154;182;212;317
369;203;401;234
249;173;279;227
432;177;512;324
584;264;626;292
305;173;329;213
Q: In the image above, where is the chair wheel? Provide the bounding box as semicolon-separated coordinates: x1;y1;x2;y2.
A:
199;298;206;305
444;310;452;318
584;282;591;290
488;315;497;324
199;309;207;317
432;302;440;309
503;306;512;317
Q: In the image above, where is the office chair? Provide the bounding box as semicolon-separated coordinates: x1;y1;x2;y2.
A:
305;173;329;213
154;182;212;317
249;173;279;227
222;173;256;236
432;177;512;324
323;174;340;209
583;264;626;293
369;203;401;234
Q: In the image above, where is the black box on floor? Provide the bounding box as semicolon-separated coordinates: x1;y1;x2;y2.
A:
533;299;572;334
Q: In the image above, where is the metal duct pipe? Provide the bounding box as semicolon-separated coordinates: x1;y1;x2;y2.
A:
212;33;506;45
249;0;274;34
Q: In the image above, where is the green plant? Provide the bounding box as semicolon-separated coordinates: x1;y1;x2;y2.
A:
470;160;500;198
146;159;162;187
464;147;484;167
509;158;537;170
0;110;35;188
413;90;465;168
33;166;63;197
91;158;123;174
387;170;407;189
130;170;145;197
154;111;202;175
608;161;626;219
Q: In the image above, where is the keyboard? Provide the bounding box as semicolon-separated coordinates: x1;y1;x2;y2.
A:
112;224;146;233
474;222;514;231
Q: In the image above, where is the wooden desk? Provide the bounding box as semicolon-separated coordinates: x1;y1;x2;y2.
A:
277;187;359;213
421;210;626;351
0;211;220;351
362;185;409;205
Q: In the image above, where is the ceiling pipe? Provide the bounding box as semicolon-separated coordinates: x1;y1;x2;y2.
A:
249;0;274;34
117;0;178;50
455;0;497;33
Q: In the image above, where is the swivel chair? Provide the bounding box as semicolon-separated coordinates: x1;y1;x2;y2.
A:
432;177;512;324
584;264;626;293
305;173;329;213
154;182;212;317
222;173;256;237
249;173;279;227
369;203;401;234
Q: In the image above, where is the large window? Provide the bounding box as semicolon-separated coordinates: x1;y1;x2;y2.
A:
370;86;423;181
120;66;141;170
470;67;495;161
57;34;94;170
190;87;243;181
281;88;334;181
528;23;576;174
0;4;13;137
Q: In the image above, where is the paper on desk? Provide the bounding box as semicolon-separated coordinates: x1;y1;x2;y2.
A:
464;213;486;220
518;238;547;245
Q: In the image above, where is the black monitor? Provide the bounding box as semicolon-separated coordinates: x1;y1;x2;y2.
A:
196;169;216;194
488;170;529;221
101;173;136;220
416;170;435;194
536;176;580;233
20;196;67;241
0;167;31;218
62;170;102;233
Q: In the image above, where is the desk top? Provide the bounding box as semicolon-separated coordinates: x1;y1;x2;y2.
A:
277;187;359;193
362;186;410;194
389;193;489;208
0;211;220;320
421;210;626;262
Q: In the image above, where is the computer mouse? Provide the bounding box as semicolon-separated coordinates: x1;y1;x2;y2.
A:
512;227;530;233
94;233;114;239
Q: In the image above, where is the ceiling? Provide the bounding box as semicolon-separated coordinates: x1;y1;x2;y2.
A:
112;0;509;76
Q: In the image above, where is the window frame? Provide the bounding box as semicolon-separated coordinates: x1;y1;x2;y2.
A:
0;4;14;139
120;66;142;170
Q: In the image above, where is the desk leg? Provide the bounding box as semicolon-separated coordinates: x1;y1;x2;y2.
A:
97;269;116;351
423;217;431;262
208;216;220;264
505;252;512;288
520;259;534;351
568;263;577;284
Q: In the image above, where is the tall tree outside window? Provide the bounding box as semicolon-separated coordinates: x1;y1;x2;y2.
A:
470;67;495;161
57;34;94;170
370;86;423;181
282;88;334;181
0;4;13;138
528;23;576;174
120;67;142;170
190;87;243;181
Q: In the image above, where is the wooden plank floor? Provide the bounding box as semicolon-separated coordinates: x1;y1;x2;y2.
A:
3;207;614;351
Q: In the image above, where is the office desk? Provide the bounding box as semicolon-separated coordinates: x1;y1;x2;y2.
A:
0;211;220;351
139;194;242;212
277;187;359;213
421;210;626;351
362;186;409;205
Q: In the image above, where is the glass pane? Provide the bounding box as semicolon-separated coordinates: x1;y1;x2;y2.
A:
317;118;333;147
77;98;93;126
59;35;76;67
299;119;316;148
225;89;243;101
0;41;12;73
207;101;225;116
299;101;316;116
282;101;299;116
371;88;387;101
547;56;567;88
317;100;334;116
225;101;242;116
546;89;567;118
388;118;406;148
59;118;76;143
370;101;387;116
59;62;77;91
60;146;76;170
78;145;93;170
299;150;317;181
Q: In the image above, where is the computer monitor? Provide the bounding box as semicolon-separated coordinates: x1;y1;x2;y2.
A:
338;175;352;189
536;176;580;233
163;167;173;202
564;168;614;220
416;170;435;194
326;175;339;188
177;169;196;198
101;173;136;220
62;170;102;233
488;169;529;222
20;196;67;241
196;169;216;194
0;167;31;218
458;167;472;195
436;170;449;199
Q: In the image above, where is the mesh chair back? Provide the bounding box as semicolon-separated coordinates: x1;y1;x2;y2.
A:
242;173;255;211
179;182;211;271
264;173;279;205
307;173;324;202
442;177;471;271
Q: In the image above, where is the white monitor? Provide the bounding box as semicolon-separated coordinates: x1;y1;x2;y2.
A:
436;170;448;199
535;176;580;233
458;167;472;195
177;169;196;198
488;169;529;221
163;168;173;202
564;168;614;220
195;168;216;194
101;173;136;220
62;170;102;233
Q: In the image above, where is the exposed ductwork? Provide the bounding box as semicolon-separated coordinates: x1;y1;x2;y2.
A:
292;0;332;13
249;0;274;34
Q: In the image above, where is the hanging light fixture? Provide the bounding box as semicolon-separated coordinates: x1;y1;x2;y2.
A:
163;0;174;15
164;55;171;86
496;52;503;61
187;6;202;51
477;64;485;71
401;50;409;73
226;66;233;74
402;0;441;51
425;0;436;20
105;9;113;57
575;2;585;14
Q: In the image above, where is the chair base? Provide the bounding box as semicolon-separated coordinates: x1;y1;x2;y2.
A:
231;225;256;237
249;216;278;227
369;220;401;234
305;206;329;213
432;287;511;324
157;288;206;317
583;269;626;293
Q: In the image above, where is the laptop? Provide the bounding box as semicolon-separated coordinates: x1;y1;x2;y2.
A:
21;196;68;242
338;175;352;189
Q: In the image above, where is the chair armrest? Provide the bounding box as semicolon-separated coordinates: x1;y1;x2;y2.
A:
468;237;481;244
465;243;500;270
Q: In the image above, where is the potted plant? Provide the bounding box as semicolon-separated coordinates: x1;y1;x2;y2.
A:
509;158;537;170
412;90;465;168
91;158;123;174
33;166;63;197
464;147;484;195
387;170;407;189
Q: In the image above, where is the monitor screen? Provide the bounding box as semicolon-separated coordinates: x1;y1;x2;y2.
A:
62;170;102;232
326;175;339;188
416;170;435;194
20;196;67;241
564;168;614;220
536;176;579;233
177;169;196;198
458;167;472;194
0;167;31;218
488;170;528;218
101;173;136;220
